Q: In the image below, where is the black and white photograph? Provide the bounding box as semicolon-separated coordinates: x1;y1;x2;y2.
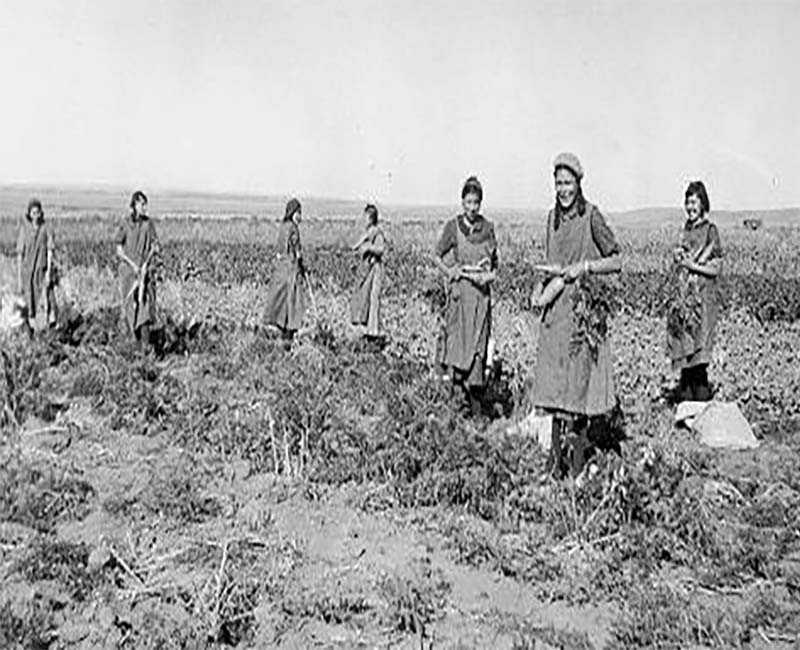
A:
1;0;799;647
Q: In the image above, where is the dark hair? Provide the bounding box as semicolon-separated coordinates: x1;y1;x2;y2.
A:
26;198;43;221
130;190;148;214
684;180;710;214
284;197;301;222
461;176;483;202
364;203;379;226
553;181;587;231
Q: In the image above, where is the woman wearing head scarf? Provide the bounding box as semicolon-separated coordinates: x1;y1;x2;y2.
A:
350;203;386;345
667;180;722;402
434;176;498;416
16;198;57;335
531;153;622;479
264;198;307;343
115;190;160;346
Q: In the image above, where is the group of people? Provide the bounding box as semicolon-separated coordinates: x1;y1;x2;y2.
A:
13;152;723;479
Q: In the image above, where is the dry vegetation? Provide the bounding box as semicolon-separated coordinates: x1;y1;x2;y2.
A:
1;211;799;649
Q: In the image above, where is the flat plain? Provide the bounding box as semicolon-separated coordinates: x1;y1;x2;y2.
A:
1;187;799;649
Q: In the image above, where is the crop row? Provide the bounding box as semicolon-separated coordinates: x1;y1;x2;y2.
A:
2;238;799;323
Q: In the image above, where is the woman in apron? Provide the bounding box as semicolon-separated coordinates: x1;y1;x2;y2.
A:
531;153;622;479
434;176;498;416
350;203;387;346
264;198;307;345
667;181;722;402
116;190;160;347
16;198;57;337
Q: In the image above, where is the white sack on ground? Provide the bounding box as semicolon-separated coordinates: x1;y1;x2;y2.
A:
686;401;759;450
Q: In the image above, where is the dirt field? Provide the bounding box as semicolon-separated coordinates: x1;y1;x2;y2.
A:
1;209;799;649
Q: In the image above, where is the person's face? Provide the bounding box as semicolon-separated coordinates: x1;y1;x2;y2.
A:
364;211;373;228
29;205;43;223
134;198;148;218
462;192;481;218
293;208;302;223
555;167;578;210
685;194;703;222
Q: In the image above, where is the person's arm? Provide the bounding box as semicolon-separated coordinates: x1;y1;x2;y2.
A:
352;231;369;251
116;244;139;273
563;207;622;281
45;227;54;285
292;225;307;277
681;258;720;277
433;220;461;281
114;225;139;272
681;225;722;278
16;226;23;294
465;227;498;287
363;230;386;256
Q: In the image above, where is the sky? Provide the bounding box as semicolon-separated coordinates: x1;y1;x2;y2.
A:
0;0;797;211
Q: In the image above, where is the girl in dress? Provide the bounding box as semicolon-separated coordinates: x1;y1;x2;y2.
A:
667;181;722;402
531;153;622;478
264;198;307;344
16;198;57;336
434;176;498;416
351;203;387;346
116;190;160;347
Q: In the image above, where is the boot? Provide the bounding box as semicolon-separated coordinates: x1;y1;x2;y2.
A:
692;365;711;402
567;424;590;479
544;417;567;480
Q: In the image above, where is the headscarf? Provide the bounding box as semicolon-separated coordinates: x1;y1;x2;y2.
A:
552;153;587;228
553;152;584;181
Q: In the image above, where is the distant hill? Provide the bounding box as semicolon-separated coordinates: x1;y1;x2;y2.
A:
609;207;800;229
0;184;797;228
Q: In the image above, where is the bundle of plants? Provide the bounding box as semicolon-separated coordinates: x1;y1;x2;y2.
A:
661;266;703;340
570;274;621;361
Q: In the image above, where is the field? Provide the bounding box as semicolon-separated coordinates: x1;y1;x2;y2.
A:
1;197;800;649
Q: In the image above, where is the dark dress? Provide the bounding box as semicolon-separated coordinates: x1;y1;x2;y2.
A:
264;221;307;332
350;226;386;336
116;216;159;333
667;218;723;372
17;219;56;327
532;202;620;416
435;215;498;388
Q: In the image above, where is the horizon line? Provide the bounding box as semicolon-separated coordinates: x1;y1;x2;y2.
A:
0;181;793;215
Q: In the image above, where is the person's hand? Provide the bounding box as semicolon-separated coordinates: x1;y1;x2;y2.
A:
467;271;493;287
447;266;463;282
672;246;686;265
562;261;587;283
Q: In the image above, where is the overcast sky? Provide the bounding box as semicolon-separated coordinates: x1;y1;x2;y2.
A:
0;0;797;210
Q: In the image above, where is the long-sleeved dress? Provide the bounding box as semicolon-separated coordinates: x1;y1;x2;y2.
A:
667;218;723;371
532;202;620;416
435;214;498;387
17;219;56;327
350;226;386;336
264;220;307;332
116;216;159;334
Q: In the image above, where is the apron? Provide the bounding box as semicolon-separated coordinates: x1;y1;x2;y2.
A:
667;220;721;371
441;219;494;387
533;205;616;416
118;217;158;333
350;227;385;336
264;221;307;331
18;220;57;327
